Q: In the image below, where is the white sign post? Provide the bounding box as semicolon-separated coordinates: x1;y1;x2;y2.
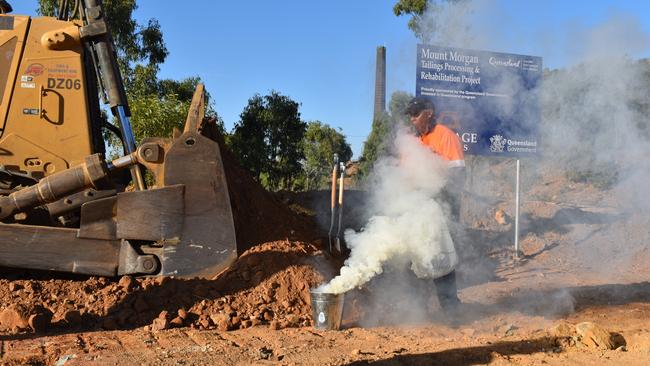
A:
514;159;520;258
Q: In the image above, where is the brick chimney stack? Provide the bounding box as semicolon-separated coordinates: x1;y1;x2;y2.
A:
373;46;386;119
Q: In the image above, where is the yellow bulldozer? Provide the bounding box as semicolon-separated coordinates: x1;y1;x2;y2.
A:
0;0;238;278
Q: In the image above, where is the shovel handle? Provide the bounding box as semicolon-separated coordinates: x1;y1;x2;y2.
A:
330;164;338;209
338;163;345;206
328;155;340;253
334;163;346;253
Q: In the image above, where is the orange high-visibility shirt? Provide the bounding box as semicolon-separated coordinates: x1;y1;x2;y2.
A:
420;124;465;168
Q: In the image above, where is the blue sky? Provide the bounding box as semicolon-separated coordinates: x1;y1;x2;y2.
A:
10;0;650;158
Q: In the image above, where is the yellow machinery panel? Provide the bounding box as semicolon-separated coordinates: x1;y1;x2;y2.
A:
0;15;28;133
0;15;93;177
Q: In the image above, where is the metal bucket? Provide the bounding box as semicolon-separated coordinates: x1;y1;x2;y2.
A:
310;289;344;330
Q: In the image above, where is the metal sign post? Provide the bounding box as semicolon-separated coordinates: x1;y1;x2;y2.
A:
514;159;520;258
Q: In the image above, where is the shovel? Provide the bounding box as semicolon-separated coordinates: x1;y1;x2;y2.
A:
327;154;339;254
334;162;346;254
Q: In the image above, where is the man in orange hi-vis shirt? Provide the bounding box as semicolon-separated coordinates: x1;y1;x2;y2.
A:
405;96;466;316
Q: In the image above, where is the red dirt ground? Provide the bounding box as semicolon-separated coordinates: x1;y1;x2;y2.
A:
2;149;650;365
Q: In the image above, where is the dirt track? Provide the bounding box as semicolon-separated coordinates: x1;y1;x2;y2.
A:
3;234;650;365
3;157;650;365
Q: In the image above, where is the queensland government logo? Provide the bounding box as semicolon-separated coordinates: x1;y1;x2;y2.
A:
489;134;506;152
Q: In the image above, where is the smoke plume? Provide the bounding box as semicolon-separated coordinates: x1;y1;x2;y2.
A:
418;1;650;191
320;129;457;294
322;2;650;323
410;0;650;311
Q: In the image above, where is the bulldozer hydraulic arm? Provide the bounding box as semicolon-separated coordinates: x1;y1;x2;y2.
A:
79;0;144;189
0;154;110;220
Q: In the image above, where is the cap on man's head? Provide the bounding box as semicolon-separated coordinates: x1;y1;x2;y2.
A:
405;96;434;116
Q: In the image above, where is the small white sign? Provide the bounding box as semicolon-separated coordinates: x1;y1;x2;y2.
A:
20;82;36;89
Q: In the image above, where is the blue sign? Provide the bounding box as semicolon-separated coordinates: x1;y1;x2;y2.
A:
416;45;542;157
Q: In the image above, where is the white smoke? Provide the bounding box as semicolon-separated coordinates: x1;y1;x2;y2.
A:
411;1;650;219
420;2;650;175
320;129;457;294
539;15;650;211
408;0;650;309
412;0;479;47
317;1;650;321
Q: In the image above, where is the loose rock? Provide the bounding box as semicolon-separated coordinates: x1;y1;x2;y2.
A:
169;316;184;328
285;314;300;327
258;346;273;360
118;276;134;292
178;308;188;320
269;320;280;330
576;322;615;350
0;305;30;331
494;209;508;225
550;321;575;338
211;312;231;331
151;317;169;332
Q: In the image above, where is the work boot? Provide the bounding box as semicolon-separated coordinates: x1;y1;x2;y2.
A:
434;271;461;315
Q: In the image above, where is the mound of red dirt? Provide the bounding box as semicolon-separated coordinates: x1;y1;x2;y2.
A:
204;119;319;253
0;122;340;335
0;240;338;335
134;240;334;332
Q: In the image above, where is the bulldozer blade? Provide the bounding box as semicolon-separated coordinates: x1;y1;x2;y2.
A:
0;223;121;276
183;83;205;133
157;84;237;278
159;129;237;278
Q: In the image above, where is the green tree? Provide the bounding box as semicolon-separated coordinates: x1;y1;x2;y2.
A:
358;113;391;179
393;0;428;38
358;91;413;178
229;91;307;191
394;0;467;41
127;65;224;143
300;121;353;190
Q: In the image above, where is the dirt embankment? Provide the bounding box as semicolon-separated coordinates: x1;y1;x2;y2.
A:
0;124;340;335
0;240;335;334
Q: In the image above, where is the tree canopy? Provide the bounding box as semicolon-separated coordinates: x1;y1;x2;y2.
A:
300;121;353;190
394;0;467;41
358;91;413;179
228;92;307;191
127;66;224;144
